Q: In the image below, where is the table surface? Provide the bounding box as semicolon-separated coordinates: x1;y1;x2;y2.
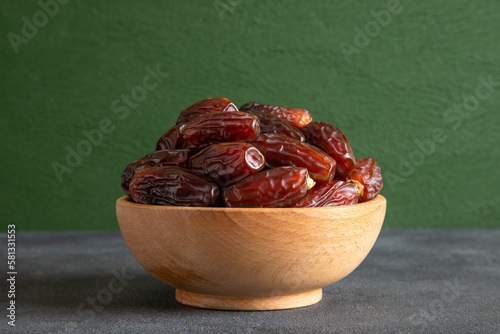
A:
1;229;499;334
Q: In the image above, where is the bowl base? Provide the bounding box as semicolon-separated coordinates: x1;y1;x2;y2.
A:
175;289;322;311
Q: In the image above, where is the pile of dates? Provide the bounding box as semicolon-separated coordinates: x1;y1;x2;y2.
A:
121;97;383;207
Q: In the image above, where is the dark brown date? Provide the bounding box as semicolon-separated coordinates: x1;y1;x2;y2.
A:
181;111;260;149
301;121;355;178
223;167;308;207
156;124;187;150
190;142;265;188
247;110;305;141
240;102;312;128
341;158;383;202
129;166;220;206
289;180;358;207
253;133;336;183
121;150;189;195
177;97;237;125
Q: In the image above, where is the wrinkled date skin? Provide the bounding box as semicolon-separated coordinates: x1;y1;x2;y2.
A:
240;102;312;128
129;166;220;206
247;109;305;141
181;111;260;149
122;97;384;207
156;124;187;150
223;167;308;208
177;97;237;125
341;158;383;202
302;121;355;178
121;150;190;195
289;180;358;207
190;142;265;188
253;133;336;183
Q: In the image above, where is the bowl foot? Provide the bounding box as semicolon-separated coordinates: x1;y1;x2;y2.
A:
175;289;322;311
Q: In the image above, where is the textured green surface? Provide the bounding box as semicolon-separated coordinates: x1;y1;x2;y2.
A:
1;0;499;230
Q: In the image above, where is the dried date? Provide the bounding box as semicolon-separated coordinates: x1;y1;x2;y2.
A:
121;150;189;195
223;167;309;207
177;97;237;124
289;180;358;207
181;111;260;149
341;158;383;202
240;102;312;128
301;121;355;178
189;142;265;188
247;109;305;141
156;124;187;150
253;133;336;183
129;166;220;206
122;97;383;207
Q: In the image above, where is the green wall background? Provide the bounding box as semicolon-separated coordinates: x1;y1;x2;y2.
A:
1;0;499;230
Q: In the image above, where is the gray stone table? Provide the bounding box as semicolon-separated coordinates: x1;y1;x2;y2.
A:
1;229;499;333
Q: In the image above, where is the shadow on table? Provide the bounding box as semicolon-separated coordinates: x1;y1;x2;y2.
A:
18;269;328;317
18;270;189;312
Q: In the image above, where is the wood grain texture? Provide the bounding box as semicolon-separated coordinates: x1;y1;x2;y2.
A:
116;195;386;310
175;289;322;311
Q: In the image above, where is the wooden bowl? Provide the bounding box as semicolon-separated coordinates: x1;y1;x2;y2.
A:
116;195;386;310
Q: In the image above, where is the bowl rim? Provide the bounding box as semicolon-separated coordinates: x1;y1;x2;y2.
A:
116;194;386;212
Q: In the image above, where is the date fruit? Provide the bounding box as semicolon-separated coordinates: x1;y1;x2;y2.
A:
341;158;383;202
253;133;336;183
121;97;383;206
129;166;220;206
289;180;358;207
156;124;187;150
121;149;190;195
190;142;265;188
247;109;305;141
301;121;355;178
181;111;260;149
177;97;237;124
223;167;309;207
240;102;312;128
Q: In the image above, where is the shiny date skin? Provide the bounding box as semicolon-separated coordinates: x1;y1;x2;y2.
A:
301;121;356;178
156;124;187;150
181;111;260;149
253;133;336;183
223;167;308;208
289;180;358;207
129;166;220;206
341;158;383;202
247;109;305;141
240;102;312;128
177;97;237;125
189;142;265;188
121;150;190;195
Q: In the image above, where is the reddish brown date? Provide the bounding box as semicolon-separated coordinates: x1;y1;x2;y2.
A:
341;158;383;202
301;121;355;178
177;97;237;125
247;109;305;141
121;150;190;195
181;111;260;149
253;133;336;183
129;166;220;206
156;124;187;150
190;143;265;188
240;102;312;128
289;180;358;207
223;167;308;207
